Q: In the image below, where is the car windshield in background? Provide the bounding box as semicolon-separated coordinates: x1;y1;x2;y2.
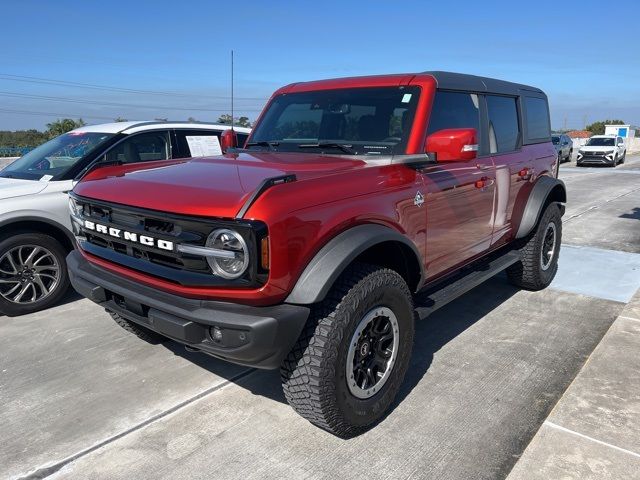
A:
247;86;421;155
586;137;615;147
552;136;560;144
1;131;114;181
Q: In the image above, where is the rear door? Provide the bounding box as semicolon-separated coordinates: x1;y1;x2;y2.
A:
422;91;496;278
486;94;526;246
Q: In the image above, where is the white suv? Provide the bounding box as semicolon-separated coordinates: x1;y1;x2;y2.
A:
577;135;626;167
0;121;250;316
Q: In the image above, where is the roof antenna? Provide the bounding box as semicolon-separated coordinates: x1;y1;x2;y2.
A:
230;50;234;133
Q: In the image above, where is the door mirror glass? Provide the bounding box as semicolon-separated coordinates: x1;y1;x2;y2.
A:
426;128;478;162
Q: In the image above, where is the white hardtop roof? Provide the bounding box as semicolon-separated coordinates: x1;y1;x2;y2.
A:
591;134;617;138
71;121;251;135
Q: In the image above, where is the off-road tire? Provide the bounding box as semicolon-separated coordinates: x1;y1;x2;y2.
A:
507;203;562;291
281;263;415;438
0;232;70;317
107;310;165;344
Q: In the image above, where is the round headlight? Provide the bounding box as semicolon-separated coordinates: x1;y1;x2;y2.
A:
206;229;249;279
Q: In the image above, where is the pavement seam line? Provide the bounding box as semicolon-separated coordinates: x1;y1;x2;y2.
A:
544;421;640;459
563;185;640;223
14;367;257;480
619;315;640;324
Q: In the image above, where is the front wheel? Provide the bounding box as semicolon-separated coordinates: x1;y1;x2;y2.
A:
0;233;70;316
507;203;562;291
281;264;415;437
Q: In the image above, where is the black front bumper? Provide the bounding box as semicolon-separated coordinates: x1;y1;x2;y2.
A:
67;250;309;369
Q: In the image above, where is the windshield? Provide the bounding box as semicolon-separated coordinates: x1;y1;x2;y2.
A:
552;136;560;144
585;137;615;147
248;86;421;155
1;131;114;181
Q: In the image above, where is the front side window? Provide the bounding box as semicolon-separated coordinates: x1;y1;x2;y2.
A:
1;131;114;181
585;137;615;147
248;86;420;155
486;95;520;153
105;131;170;164
524;97;551;140
427;91;480;136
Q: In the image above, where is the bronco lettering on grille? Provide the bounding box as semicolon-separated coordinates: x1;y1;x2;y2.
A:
83;220;174;251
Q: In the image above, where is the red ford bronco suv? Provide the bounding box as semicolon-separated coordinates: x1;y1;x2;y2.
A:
67;72;565;437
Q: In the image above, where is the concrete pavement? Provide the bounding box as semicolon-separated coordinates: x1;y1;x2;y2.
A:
1;155;640;479
508;289;640;480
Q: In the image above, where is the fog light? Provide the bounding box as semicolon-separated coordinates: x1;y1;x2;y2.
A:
211;326;223;341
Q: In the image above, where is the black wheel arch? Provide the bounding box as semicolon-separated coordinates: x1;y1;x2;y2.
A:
515;176;566;239
0;217;75;252
285;224;424;305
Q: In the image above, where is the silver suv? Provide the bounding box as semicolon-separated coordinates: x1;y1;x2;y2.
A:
0;121;250;316
551;134;573;163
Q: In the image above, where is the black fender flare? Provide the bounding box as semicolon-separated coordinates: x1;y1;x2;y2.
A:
515;176;566;239
285;224;424;305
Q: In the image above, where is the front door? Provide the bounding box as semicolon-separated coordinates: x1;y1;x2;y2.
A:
421;91;495;278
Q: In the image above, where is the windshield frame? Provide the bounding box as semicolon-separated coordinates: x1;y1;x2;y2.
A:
246;86;422;156
1;131;118;181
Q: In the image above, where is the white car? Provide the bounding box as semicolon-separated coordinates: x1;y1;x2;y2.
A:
0;121;250;316
576;135;626;167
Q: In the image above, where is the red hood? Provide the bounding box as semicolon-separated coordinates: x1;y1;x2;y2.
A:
73;152;368;218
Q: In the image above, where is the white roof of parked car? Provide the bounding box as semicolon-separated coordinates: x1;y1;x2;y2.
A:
71;121;251;135
590;135;617;138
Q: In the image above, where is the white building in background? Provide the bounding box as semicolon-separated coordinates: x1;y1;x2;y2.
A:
605;124;635;143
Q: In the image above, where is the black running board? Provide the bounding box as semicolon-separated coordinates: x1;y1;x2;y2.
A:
415;251;520;318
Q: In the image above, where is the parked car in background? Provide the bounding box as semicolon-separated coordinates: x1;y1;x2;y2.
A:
552;133;573;162
576;135;626;167
0;121;250;316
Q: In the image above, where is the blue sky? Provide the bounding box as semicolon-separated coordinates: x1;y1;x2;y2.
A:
2;0;638;130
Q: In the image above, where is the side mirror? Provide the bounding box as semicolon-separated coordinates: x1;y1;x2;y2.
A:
220;129;238;153
426;128;478;162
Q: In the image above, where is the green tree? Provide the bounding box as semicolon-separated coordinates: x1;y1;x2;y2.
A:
584;119;625;135
45;118;86;139
114;117;128;122
216;114;252;127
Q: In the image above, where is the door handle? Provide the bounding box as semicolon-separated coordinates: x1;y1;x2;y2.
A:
475;176;494;189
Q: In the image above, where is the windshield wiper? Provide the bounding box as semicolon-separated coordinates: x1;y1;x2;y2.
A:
245;141;280;150
298;143;355;154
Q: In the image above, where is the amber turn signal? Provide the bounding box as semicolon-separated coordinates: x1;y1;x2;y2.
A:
260;236;270;270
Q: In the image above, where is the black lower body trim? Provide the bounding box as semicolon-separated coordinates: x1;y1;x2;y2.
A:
67;250;309;369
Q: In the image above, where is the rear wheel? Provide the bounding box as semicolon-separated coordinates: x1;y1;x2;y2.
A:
507;203;562;291
281;264;415;437
0;233;70;316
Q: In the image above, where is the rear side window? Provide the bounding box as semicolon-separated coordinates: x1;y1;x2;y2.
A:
486;95;519;153
524;97;551;141
175;130;223;157
427;91;480;136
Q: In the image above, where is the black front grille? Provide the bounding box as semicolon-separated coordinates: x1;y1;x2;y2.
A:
71;195;268;288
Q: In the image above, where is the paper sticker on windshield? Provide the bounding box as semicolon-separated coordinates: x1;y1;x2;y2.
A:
185;135;222;157
39;174;53;182
401;93;412;103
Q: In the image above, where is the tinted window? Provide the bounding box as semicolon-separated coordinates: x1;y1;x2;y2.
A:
486;95;519;153
427;91;480;136
524;97;551;140
106;131;170;164
552;136;560;144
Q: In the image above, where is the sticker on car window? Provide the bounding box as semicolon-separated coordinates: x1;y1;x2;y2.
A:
185;136;222;157
401;93;412;103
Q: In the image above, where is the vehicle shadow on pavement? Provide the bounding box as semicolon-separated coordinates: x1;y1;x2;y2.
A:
620;207;640;220
160;274;520;410
396;275;520;405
